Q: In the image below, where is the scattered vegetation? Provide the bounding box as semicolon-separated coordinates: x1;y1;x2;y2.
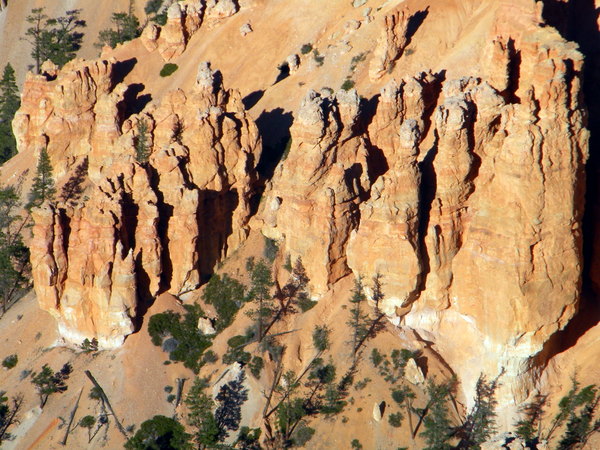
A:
31;363;72;408
97;1;140;49
0;391;23;444
300;43;313;55
79;415;96;443
80;338;99;353
202;273;246;331
23;8;86;73
134;118;151;163
125;415;192;449
148;304;212;373
159;63;178;77
420;378;457;450
0;64;20;164
349;52;368;72
263;237;279;262
313;49;325;66
145;0;167;26
341;78;355;91
2;354;17;369
0;185;30;316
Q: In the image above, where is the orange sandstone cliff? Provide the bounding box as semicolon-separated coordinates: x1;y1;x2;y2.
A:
2;0;598;440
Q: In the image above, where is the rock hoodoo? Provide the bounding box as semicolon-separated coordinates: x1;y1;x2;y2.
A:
20;59;261;348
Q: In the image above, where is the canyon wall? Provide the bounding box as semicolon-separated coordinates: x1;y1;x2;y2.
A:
7;0;593;423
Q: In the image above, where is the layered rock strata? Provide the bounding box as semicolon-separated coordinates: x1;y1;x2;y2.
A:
19;59;260;347
262;3;589;410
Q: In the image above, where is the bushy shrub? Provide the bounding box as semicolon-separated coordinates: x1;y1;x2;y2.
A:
148;304;212;373
160;63;178;77
2;354;17;369
202;273;246;331
341;79;355;91
300;43;313;54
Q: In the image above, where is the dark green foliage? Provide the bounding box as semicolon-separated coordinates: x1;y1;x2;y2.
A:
392;385;415;406
202;273;246;331
341;79;355;91
27;147;56;210
2;354;17;369
351;438;363;449
202;350;218;364
0;64;20;164
30;363;72;408
347;278;369;358
147;304;213;373
312;49;324;66
167;394;176;403
97;9;140;49
185;377;220;447
0;392;23;444
80;338;98;353
300;43;313;55
354;377;371;390
420;379;456;450
125;415;192;450
79;415;96;443
245;258;274;341
249;356;264;379
134;118;150;163
145;0;163;15
371;348;383;367
389;411;403;428
24;8;86;73
160;63;178;77
223;335;252;365
374;349;416;385
553;379;600;449
89;386;102;401
215;371;249;441
0;185;29;315
460;375;498;449
236;426;262;450
297;296;317;312
349;52;368;71
291;425;315;447
312;324;330;353
263;237;279;262
319;382;347;415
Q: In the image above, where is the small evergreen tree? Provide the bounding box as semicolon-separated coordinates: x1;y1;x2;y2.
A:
96;2;141;49
0;185;29;315
23;8;86;73
0;63;20;164
27;147;56;210
185;377;220;448
245;257;274;341
30;363;72;408
134;118;150;163
421;379;455;450
125;415;192;450
459;375;498;448
347;277;369;359
0;391;23;444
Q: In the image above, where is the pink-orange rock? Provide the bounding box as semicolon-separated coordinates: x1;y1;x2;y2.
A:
23;59;261;347
369;8;411;81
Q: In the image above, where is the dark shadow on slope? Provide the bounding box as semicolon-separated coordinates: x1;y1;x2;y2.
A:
60;157;88;205
242;90;265;110
113;58;137;85
406;8;429;42
273;62;290;85
122;83;152;119
254;108;294;180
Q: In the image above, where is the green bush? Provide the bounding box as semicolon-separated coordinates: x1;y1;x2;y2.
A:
125;415;192;449
160;63;179;77
264;237;279;262
2;354;17;369
389;411;403;428
202;273;246;331
147;304;213;373
300;43;313;55
297;296;317;312
341;79;355;91
313;49;324;66
249;356;264;379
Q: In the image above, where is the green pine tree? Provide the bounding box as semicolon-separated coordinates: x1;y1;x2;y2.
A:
23;8;86;73
0;64;20;165
185;377;221;448
96;2;141;50
27;147;56;210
